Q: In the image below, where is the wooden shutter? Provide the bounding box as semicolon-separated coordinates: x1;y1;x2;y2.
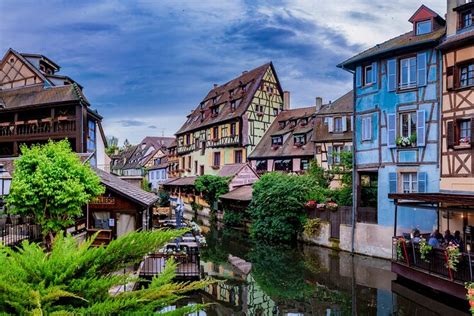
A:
372;61;378;85
327;146;333;165
471;118;474;148
446;66;454;90
356;66;362;87
417;52;427;86
387;113;396;148
416;110;426;147
447;121;455;149
418;172;427;193
342;115;347;132
389;173;397;193
387;59;397;91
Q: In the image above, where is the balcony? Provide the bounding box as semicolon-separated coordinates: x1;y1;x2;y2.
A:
0;117;76;140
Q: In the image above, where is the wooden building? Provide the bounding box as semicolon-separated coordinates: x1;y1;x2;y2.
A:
0;48;108;170
313;91;353;188
248;105;316;174
175;62;286;176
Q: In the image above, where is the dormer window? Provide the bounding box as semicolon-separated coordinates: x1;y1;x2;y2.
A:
231;99;241;111
211;106;219;117
278;121;285;129
300;118;308;126
416;20;432;35
460;10;473;29
294;134;306;146
272;136;283;146
290;120;297;127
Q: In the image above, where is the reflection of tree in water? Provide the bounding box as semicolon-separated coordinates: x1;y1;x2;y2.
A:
249;243;314;301
201;226;252;264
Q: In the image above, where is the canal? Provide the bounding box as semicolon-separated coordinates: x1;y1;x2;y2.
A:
177;224;469;315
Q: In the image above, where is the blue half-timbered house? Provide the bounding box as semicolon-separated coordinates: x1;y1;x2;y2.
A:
338;5;446;258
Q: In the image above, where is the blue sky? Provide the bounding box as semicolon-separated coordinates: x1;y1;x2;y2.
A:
0;0;445;144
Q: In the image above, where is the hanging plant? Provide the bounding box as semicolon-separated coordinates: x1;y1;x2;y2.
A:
419;237;432;262
445;242;461;271
396;238;405;261
465;283;474;313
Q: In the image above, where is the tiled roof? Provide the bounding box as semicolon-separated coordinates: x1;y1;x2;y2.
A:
0;83;89;110
338;27;445;69
176;62;274;135
148;157;169;170
438;30;474;50
93;168;158;207
220;185;253;201
249;106;317;159
218;163;248;177
316;91;353;115
163;176;197;187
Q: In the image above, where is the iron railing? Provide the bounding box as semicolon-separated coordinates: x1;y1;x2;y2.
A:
0;216;41;247
140;250;200;279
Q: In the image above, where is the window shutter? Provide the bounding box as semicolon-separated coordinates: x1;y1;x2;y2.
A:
367;115;372;140
342;115;347;132
372;61;378;85
387;113;396;148
471;118;474;148
446;66;454;90
356;66;362;87
350;115;354;131
389;173;397;193
447;121;455;149
328;117;334;133
417;52;427;86
418;172;427;193
387;59;397;91
416;110;426;147
327;146;333;165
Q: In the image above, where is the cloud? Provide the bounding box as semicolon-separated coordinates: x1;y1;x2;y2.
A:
148;125;157;129
117;120;146;127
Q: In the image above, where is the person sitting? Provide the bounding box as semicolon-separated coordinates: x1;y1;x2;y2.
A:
453;230;464;251
444;230;454;244
412;229;421;243
434;229;444;243
428;231;440;248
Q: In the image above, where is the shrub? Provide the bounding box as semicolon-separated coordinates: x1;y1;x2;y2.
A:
223;210;244;227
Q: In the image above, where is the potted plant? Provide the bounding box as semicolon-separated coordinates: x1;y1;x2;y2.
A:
419;237;432;262
304;200;317;210
396;134;417;147
326;201;338;211
445;242;461;271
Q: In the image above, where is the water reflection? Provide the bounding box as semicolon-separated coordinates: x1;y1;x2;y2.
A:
194;226;469;315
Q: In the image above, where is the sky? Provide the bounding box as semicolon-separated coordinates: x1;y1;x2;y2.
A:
0;0;445;145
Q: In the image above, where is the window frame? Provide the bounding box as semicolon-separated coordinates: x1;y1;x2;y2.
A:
234;150;243;164
300;159;310;171
213;152;221;167
401;172;418;193
274;159;292;172
333;145;344;165
363;64;374;86
255;160;267;172
399;111;417;138
459;9;473;29
459;62;474;88
415;19;432;35
293;134;306;145
333;117;343;132
271;135;283;146
399;55;417;89
361;115;372;141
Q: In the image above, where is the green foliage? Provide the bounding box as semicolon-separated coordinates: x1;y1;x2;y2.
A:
6;140;105;239
307;160;332;188
0;229;209;314
142;176;151;192
249;172;311;243
223;210;245;227
419;237;432;262
303;218;322;238
159;190;170;207
194;175;230;213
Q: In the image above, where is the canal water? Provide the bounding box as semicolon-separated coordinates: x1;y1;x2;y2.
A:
180;224;469;316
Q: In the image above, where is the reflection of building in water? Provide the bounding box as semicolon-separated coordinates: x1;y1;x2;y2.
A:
245;274;278;316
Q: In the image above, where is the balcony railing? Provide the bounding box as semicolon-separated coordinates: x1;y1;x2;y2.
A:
392;237;472;283
0;118;76;138
139;251;200;279
0;216;41;247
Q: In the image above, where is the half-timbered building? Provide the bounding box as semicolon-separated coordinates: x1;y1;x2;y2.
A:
313;91;353;188
0;48;108;170
339;5;445;258
175;63;286;176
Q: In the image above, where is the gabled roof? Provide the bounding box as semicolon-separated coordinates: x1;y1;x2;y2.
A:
176;62;280;135
20;52;61;70
163;176;197;187
316;91;353;115
408;5;444;23
249;106;317;159
220;185;253;202
338;6;445;70
121;137;175;170
93;168;158;207
1;48;51;86
218;163;252;178
0;83;90;111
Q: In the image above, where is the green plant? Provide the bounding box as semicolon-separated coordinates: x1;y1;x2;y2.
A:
6;140;104;248
419;237;432;262
191;202;203;221
303;218;322;238
223;210;244;227
465;282;474;313
446;243;461;271
396;134;417;147
0;230;209;314
307;160;332;188
396;238;405;260
159;190;170;207
141;176;151;192
195;175;230;218
249;172;311;243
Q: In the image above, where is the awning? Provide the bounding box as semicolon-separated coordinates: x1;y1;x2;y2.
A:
388;192;474;207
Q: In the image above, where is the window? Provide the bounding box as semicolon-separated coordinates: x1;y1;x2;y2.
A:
181;157;185;169
234;150;243;163
460;63;474;88
279;121;285;129
186;134;191;145
334;117;343;132
273;108;279;116
212;126;219;140
255;160;267;172
256;105;264;113
274;159;292;172
230;99;241;111
87;120;96;166
187;156;191;169
272;136;283;146
201;141;206;155
294;134;306;145
416;20;432;35
459;119;471;144
400;112;416;138
333;145;343;164
364;64;374;86
213;152;221;167
211;106;219;117
460;10;473;29
316;146;322;154
230;123;237;136
194;161;198;175
300;159;310;171
200;165;205;175
361;115;372;141
300;118;308;126
402;173;417;193
400;57;417;88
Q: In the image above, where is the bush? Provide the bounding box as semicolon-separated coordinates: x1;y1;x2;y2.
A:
195;175;230;216
223;210;244;227
249;172;311;243
303;218;322;238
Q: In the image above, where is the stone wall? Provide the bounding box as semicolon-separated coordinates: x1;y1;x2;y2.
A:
339;223;393;259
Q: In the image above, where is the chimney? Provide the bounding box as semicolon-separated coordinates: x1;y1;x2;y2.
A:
315;97;323;112
283;91;290;110
213;83;218;88
242;70;248;75
446;0;465;36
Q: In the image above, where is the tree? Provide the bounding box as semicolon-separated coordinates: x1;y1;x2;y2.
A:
105;136;119;156
123;139;131;149
249;172;312;243
0;230;208;314
6;140;105;246
194;175;230;217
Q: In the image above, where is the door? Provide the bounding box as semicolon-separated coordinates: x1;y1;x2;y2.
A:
116;213;136;237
